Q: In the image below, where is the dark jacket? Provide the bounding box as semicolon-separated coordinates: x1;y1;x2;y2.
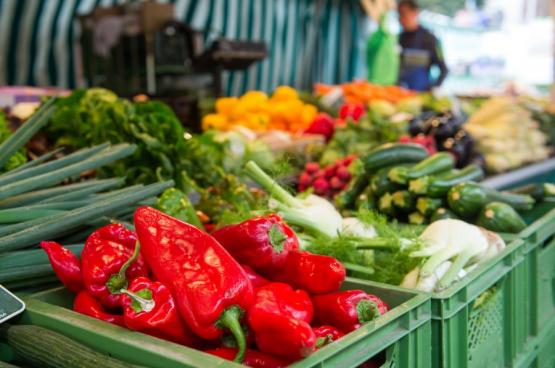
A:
399;26;448;88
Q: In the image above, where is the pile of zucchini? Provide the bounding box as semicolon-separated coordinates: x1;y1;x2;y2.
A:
0;99;172;291
337;142;534;233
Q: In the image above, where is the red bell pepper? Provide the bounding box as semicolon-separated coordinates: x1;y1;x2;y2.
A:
205;347;289;368
121;276;199;347
304;113;335;141
212;214;299;275
312;290;389;332
73;291;124;327
271;251;346;294
40;241;83;293
242;265;269;288
313;325;345;348
134;206;253;362
339;103;365;122
247;282;316;360
81;224;149;309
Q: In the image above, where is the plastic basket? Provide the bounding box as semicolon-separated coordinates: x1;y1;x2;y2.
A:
1;278;431;368
512;316;555;368
429;238;529;368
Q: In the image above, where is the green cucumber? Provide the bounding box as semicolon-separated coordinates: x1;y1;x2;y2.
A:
389;152;454;184
408;212;426;225
362;143;428;172
416;197;444;216
430;207;459;221
392;190;415;212
510;183;555;200
477;202;527;233
448;182;535;218
0;324;134;368
335;172;370;210
370;167;402;198
409;165;484;197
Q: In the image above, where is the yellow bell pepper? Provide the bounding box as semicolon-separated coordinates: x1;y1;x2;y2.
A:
215;97;239;117
202;113;228;131
272;86;298;101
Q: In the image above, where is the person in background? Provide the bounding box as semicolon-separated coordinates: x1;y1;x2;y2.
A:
398;0;448;91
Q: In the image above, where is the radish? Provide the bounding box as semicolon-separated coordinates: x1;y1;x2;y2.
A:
313;178;330;195
336;166;351;181
305;162;320;174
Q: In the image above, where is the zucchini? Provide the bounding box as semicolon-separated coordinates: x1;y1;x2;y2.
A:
408;212;426;225
430;207;459;221
370;167;402;198
392;190;415;212
510;183;555;200
378;193;396;216
362;143;428;172
0;324;134;368
477;202;527;233
355;187;376;210
416;197;444;216
389;152;454;184
409;165;484;197
335;172;370;210
448;182;535;218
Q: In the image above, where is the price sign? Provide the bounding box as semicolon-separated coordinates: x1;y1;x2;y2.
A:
0;285;25;324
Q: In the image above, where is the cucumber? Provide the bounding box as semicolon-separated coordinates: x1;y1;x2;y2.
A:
408;212;426;225
392;190;415;212
355;187;376;211
510;183;555;200
370;167;402;198
389;152;454;184
477;202;527;233
430;207;459;222
362;143;428;172
0;324;134;368
409;165;484;197
448;182;535;218
416;197;444;216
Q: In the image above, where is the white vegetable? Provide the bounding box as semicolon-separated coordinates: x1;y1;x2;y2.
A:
341;217;377;238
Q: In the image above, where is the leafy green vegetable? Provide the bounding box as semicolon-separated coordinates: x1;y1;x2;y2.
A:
319;111;407;166
156;188;203;229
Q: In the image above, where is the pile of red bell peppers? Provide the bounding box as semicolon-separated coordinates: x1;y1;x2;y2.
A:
41;207;389;368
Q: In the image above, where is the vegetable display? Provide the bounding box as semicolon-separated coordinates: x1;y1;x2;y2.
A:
37;207;390;366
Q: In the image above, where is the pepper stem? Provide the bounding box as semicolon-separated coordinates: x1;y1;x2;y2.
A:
217;306;246;363
244;161;299;208
356;299;380;324
120;288;155;313
107;241;140;294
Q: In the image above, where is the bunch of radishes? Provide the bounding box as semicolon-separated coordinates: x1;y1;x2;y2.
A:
297;156;356;198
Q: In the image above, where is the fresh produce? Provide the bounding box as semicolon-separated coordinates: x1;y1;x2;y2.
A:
297;156;355;198
40;241;83;293
389;152;454;185
205;347;289;368
464;97;550;173
247;282;316;360
155;188;203;229
0;324;135;368
476;202;527;233
407;111;479;168
271;251;346;295
312;325;345;347
304;113;335;141
398;135;436;155
430;208;459;221
203;87;318;133
73;291;125;327
134;206;252;361
81;224;148;309
121;276;197;346
312;290;389;333
409;165;484;197
319;111;407;166
0;111;27;172
314;81;417;105
212;214;300;275
416;197;444;217
447;182;534;217
510;182;555;200
47;89;189;188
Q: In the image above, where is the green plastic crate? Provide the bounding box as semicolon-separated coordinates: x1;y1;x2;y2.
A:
429;238;529;368
1;278;431;368
512;316;555;368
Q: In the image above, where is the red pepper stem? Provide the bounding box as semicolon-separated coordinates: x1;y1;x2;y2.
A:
120;289;155;313
217;306;246;363
356;299;380;324
107;241;140;294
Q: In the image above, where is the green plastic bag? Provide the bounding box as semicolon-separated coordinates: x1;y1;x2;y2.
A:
366;14;399;85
